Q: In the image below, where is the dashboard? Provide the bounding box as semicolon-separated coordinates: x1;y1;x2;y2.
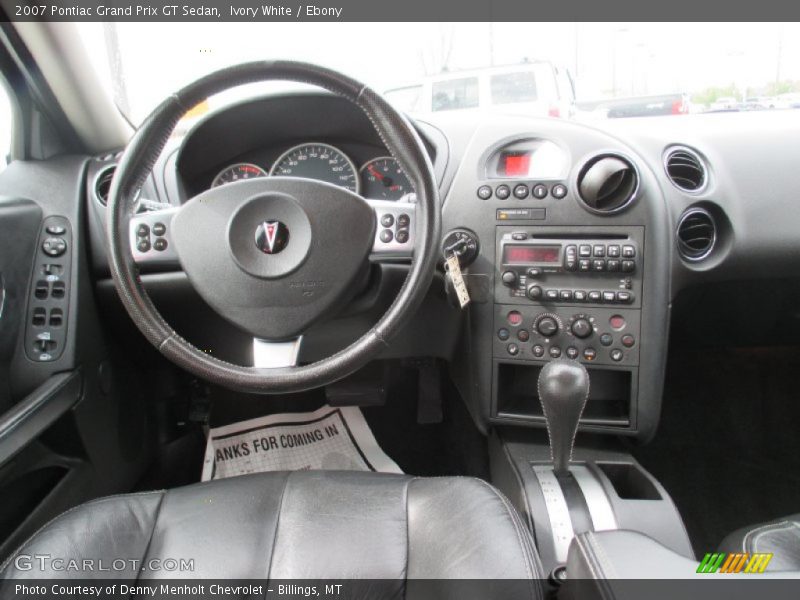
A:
79;92;800;443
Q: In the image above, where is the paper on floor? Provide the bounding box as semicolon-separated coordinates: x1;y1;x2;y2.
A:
201;405;402;481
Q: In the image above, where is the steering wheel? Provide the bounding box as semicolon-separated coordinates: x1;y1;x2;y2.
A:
106;62;440;394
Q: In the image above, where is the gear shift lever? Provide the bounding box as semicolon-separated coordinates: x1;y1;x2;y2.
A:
538;360;590;477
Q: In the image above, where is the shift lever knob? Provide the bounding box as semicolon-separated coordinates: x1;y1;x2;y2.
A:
538;360;590;477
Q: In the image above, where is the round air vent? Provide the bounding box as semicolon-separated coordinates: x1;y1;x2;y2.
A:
677;208;716;261
665;147;706;192
94;165;116;206
577;155;638;213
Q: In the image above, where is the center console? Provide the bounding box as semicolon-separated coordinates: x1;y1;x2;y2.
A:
493;225;644;428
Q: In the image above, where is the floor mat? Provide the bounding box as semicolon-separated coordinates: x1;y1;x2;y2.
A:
634;346;800;556
201;405;402;480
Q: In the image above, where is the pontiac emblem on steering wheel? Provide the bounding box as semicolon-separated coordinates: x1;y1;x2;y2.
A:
255;220;289;254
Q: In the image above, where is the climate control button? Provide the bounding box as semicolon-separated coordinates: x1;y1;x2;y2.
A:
535;315;559;337
570;318;593;339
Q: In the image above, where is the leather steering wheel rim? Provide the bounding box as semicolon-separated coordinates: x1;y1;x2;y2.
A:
106;61;441;394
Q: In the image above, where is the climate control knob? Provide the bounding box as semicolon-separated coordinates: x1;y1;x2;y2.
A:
536;315;559;337
570;318;593;339
526;285;543;300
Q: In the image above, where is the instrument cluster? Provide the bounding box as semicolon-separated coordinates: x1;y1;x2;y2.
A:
210;142;413;201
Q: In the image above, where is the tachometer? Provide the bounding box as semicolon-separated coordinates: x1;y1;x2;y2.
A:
360;157;413;201
211;163;268;188
270;143;359;194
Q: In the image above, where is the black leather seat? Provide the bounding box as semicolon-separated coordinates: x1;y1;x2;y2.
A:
720;514;800;571
0;471;544;596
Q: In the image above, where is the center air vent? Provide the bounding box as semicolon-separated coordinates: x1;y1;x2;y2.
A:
677;208;716;261
94;166;116;206
665;147;706;192
577;155;638;213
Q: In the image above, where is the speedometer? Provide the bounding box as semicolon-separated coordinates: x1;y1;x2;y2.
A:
270;143;359;194
211;163;267;188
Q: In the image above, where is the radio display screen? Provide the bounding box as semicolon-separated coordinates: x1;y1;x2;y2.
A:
503;245;561;264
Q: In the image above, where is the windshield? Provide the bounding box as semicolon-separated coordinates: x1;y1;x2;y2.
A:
78;22;800;125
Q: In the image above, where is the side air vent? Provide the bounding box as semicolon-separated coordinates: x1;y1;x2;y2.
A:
665;147;706;192
677;208;716;261
577;155;638;214
94;165;116;206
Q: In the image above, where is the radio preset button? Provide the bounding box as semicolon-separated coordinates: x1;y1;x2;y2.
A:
560;290;574;301
545;289;559;301
592;259;606;271
579;245;592;257
477;185;493;200
496;185;511;200
607;245;621;258
574;290;587;302
513;184;529;199
621;260;636;273
607;259;620;272
579;259;591;272
593;245;606;257
622;245;636;258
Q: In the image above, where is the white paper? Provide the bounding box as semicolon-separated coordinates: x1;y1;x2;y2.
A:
201;405;402;481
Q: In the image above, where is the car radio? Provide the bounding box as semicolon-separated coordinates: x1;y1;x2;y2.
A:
495;227;644;307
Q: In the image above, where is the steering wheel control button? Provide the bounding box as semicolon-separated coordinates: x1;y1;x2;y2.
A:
153;238;168;252
379;229;394;243
136;224;150;237
549;346;562;358
380;213;395;227
532;184;548;199
495;185;511;200
566;346;579;359
46;224;67;235
477;185;493;200
621;334;636;348
507;343;520;356
507;311;523;327
583;348;597;361
152;222;167;236
513;184;529;199
532;345;545;358
600;333;614;346
136;239;151;253
397;214;411;228
396;229;409;244
42;238;67;257
610;349;624;362
497;328;510;341
551;184;567;199
255;220;290;254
